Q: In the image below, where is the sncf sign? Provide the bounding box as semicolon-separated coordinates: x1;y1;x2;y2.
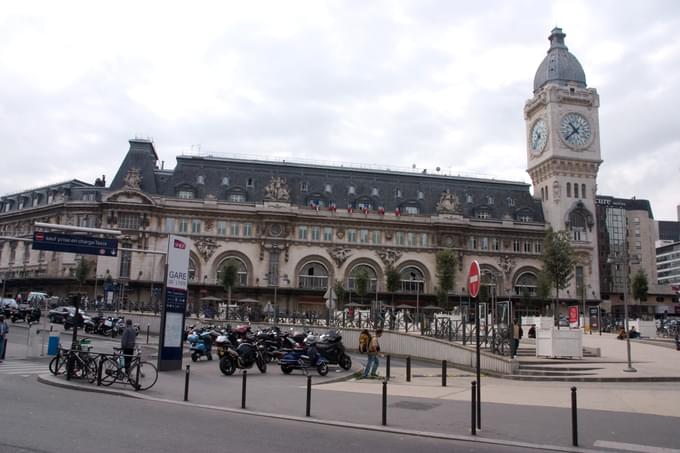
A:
174;239;186;250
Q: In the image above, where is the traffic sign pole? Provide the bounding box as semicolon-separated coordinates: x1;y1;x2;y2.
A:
468;260;481;430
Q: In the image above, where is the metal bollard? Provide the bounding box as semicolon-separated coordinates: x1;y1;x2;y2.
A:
184;365;190;401
571;387;578;446
386;355;391;381
406;356;411;382
97;356;103;386
241;370;247;409
471;381;477;436
382;379;387;426
146;325;150;344
306;375;312;417
442;360;447;387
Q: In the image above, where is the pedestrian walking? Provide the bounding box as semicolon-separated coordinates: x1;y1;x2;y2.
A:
121;319;137;373
511;319;522;358
363;328;383;378
0;315;9;362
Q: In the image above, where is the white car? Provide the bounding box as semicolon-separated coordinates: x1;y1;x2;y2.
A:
1;298;19;311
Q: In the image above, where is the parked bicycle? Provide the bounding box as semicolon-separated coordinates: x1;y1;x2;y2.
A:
49;340;98;382
98;347;158;391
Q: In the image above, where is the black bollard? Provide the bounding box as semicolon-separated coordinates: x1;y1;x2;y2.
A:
406;356;411;382
382;379;387;426
471;381;477;436
386;355;391;381
571;387;578;446
146;324;150;344
241;370;247;409
442;360;447;387
306;375;312;417
184;365;190;401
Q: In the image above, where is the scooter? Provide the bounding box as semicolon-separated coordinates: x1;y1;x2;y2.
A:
187;330;216;361
317;330;352;370
279;335;329;376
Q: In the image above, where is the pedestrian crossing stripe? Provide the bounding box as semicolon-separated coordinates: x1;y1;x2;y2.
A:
0;361;48;375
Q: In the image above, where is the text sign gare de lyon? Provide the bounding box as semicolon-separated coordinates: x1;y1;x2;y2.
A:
32;231;118;257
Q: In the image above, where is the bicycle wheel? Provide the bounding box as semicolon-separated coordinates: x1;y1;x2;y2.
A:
84;357;99;383
49;354;68;375
129;361;158;391
100;358;119;386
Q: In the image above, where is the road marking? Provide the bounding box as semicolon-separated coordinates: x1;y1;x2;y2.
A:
594;440;680;453
0;361;48;375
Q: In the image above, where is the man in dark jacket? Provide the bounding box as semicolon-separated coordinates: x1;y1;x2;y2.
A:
120;319;137;373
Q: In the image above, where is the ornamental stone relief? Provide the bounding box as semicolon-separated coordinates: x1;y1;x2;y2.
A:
327;247;352;266
499;255;515;276
263;176;290;202
436;190;462;214
123;168;143;190
195;238;218;260
376;249;402;267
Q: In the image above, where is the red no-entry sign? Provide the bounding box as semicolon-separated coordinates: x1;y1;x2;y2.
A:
468;260;480;298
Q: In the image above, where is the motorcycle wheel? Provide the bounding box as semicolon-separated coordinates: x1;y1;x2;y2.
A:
339;354;352;371
280;364;293;374
317;362;329;376
219;357;236;376
191;352;200;362
256;356;267;373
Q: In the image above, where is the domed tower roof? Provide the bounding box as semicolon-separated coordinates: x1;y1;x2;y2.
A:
533;27;586;93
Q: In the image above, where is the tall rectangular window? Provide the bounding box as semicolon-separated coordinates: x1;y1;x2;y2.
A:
119;213;140;229
298;225;308;240
469;236;477;249
359;229;369;243
243;223;252;237
23;243;31;263
534;241;542;254
523;241;532;253
396;231;405;246
492;238;500;251
347;229;357;243
119;243;132;279
481;237;489;251
164;217;176;233
217;221;227;236
178;218;189;233
323;227;333;241
407;232;416;247
513;240;521;252
419;233;428;247
311;226;320;241
191;219;202;234
230;223;240;237
372;230;382;244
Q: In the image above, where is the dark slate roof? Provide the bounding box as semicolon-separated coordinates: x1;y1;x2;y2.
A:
533;28;587;93
110;140;544;223
658;221;680;242
0;179;95;212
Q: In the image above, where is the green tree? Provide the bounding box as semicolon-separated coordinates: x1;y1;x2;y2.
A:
535;269;553;304
540;228;576;326
334;280;346;306
631;269;649;303
220;259;240;307
436;249;458;305
354;268;370;304
385;265;401;306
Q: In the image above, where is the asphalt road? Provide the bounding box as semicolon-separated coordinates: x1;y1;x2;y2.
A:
1;373;552;453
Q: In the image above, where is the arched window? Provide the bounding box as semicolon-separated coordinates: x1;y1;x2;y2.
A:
348;264;377;291
570;211;587;241
297;261;329;289
188;257;197;282
514;272;538;297
216;257;248;286
398;266;424;293
581;184;586;199
574;183;579;198
566;183;571;198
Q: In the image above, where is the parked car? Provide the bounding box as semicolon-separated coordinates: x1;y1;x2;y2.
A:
48;306;87;324
1;298;18;317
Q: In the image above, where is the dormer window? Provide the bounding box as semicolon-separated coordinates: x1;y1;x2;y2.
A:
300;182;309;193
177;189;195;199
394;188;402;198
324;184;332;193
487;195;494;205
196;175;205;185
348;185;355;195
507;197;515;207
246;178;254;188
417;190;424;200
475;209;490;220
221;177;230;186
466;194;473;204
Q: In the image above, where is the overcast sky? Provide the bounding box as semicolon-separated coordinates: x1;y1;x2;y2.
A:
1;1;678;220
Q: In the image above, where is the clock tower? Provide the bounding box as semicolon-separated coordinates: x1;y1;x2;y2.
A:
525;27;601;300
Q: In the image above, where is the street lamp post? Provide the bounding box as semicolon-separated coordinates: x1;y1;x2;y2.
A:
608;250;636;372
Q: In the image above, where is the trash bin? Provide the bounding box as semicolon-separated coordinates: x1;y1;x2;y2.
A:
48;336;59;356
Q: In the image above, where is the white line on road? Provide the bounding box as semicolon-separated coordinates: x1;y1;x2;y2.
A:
594;440;680;453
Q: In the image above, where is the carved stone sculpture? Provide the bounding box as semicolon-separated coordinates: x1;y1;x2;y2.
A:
123;168;143;190
376;249;402;266
436;190;462;214
328;247;352;266
263;176;290;202
195;238;217;260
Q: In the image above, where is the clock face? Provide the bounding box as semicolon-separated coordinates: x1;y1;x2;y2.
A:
560;113;592;148
530;118;548;154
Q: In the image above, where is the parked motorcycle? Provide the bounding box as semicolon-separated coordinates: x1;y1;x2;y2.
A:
317;330;352;370
218;339;267;375
279;334;329;376
10;305;41;323
188;330;217;361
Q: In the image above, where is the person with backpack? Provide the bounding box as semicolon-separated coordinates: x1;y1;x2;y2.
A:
363;328;383;379
358;329;370;354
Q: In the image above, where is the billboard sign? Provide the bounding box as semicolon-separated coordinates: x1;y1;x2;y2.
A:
32;231;117;256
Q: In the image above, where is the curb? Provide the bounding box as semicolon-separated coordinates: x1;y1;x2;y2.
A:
36;374;600;453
